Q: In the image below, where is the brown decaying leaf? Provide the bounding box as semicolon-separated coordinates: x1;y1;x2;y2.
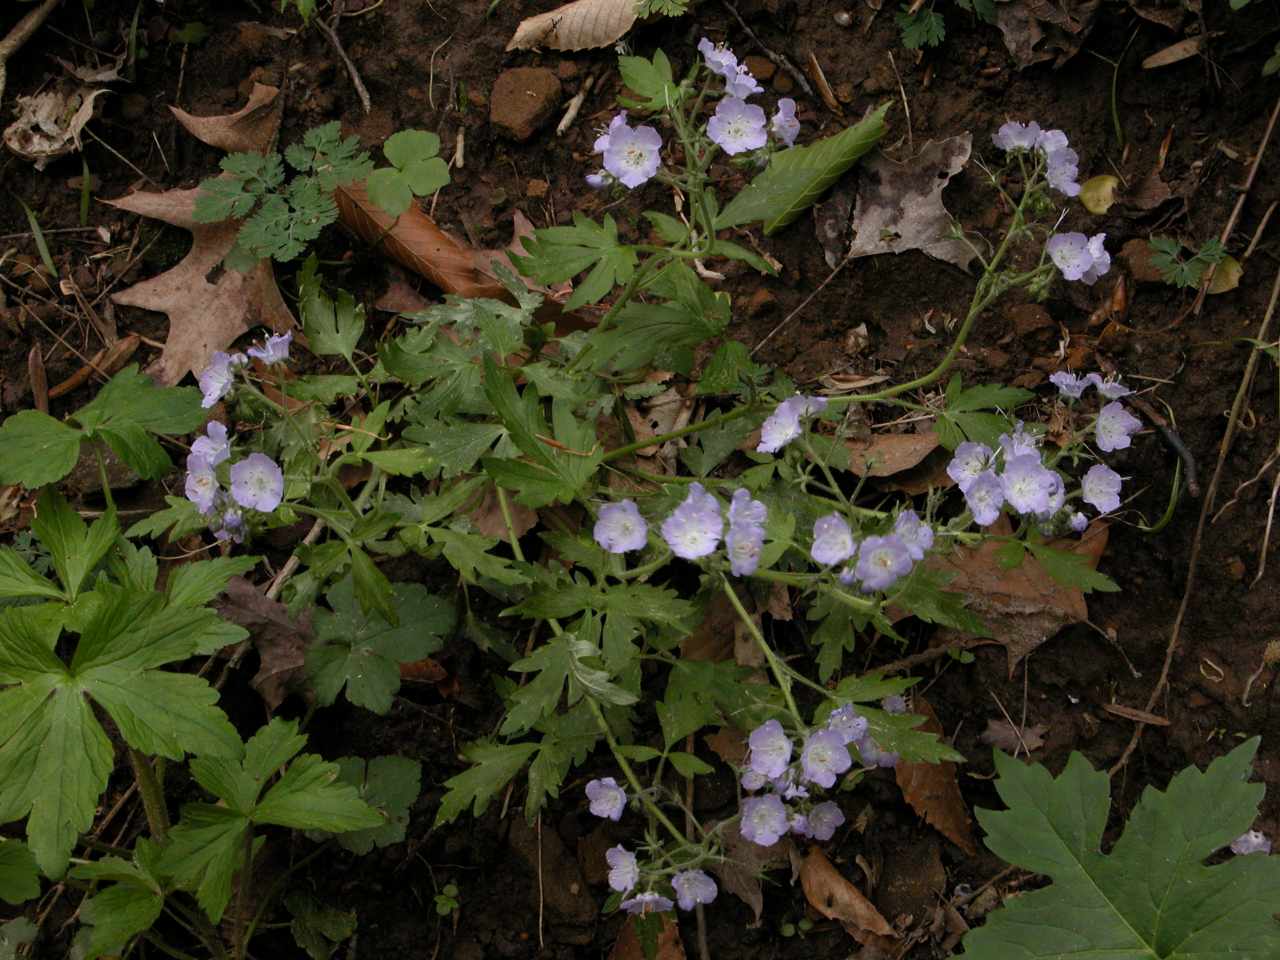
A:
169;82;283;154
713;825;794;925
894;698;976;855
799;848;895;942
1142;36;1205;70
48;333;140;400
703;727;747;767
930;517;1109;676
847;135;976;272
979;718;1048;753
216;576;313;712
507;0;637;52
608;913;686;960
1102;702;1171;726
4;87;108;170
844;432;940;478
465;482;538;539
995;0;1099;69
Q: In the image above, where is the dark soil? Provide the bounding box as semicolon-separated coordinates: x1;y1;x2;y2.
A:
3;0;1280;957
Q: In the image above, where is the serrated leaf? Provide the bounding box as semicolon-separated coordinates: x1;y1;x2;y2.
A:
668;751;713;777
166;556;259;608
75;873;164;960
963;738;1280;959
402;420;506;478
0;840;39;905
286;892;357;959
125;495;205;542
716;104;889;234
1025;542;1119;593
0;548;62;602
32;489;116;602
0;410;82;488
299;259;365;360
160;805;248;923
435;741;538;826
328;756;422;854
510;213;637;311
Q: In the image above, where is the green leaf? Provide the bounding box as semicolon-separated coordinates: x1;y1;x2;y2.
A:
307;575;454;713
0;548;62;602
434;741;538;826
896;5;946;48
0;840;39;905
0;410;82;488
357;447;437;476
1025;542;1120;593
161;805;248;923
254;753;385;831
286;892;357;960
403;420;506;478
348;546;397;626
716;104;890;234
125;496;204;542
300;259;365;359
166;555;259;608
285;121;373;191
74;365;205;436
429;527;530;586
74;854;164;960
0;918;37;959
588;299;726;376
963;738;1280;960
32;489;117;601
668;751;713;778
527;702;599;819
327;756;422;854
510;213;637;311
367;130;450;217
618;52;679;111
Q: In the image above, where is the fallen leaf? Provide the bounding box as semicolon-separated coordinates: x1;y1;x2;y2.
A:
894;697;975;855
876;836;946;924
847;135;976;272
713;825;794;926
1079;175;1119;214
1102;703;1170;726
799;848;895;942
609;913;686;960
979;718;1048;753
1127;0;1185;30
931;519;1109;675
995;0;1099;69
1208;255;1243;295
169;82;283;154
374;270;433;314
54;55;125;84
844;432;940;478
3;87;107;170
217;576;314;712
1142;35;1205;69
465;482;538;539
507;0;637;52
703;727;746;767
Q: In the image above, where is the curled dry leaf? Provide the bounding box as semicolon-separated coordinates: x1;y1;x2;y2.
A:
995;0;1099;69
979;718;1048;753
713;824;794;926
1207;255;1243;295
465;482;538;538
1142;35;1205;70
54;55;125;84
217;576;314;713
799;848;895;942
609;913;686;960
507;0;637;52
894;697;976;855
847;135;976;272
3;87;107;170
169;82;283;154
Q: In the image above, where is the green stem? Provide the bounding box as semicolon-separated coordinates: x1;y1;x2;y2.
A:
241;842;335;950
94;444;117;513
127;748;169;841
721;577;804;728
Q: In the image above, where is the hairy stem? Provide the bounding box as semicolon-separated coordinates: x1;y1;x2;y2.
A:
127;748;169;841
721;577;804;727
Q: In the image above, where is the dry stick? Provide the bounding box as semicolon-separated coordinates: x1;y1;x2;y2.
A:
1110;262;1280;777
315;15;372;115
0;0;62;105
1191;94;1280;316
720;0;815;98
1124;393;1200;497
751;254;854;357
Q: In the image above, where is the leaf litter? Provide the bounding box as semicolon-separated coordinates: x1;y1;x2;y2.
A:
507;0;638;52
893;697;976;854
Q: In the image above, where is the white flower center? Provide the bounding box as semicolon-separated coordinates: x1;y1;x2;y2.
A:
623;145;648;169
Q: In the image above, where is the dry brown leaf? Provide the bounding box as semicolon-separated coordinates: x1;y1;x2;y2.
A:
609;913;686;960
713;824;794;925
1142;36;1205;69
217;577;313;712
799;848;895;942
931;518;1109;675
847;136;976;272
703;727;746;767
979;718;1048;753
1102;702;1171;726
169;82;283;154
108;187;295;385
55;55;125;84
680;590;736;663
844;432;940;478
995;0;1099;69
4;87;107;169
894;698;976;855
465;482;538;539
507;0;637;52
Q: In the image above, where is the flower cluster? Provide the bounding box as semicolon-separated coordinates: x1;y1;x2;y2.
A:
1047;232;1111;286
946;427;1066;528
587;111;663;191
184;421;284;541
810;509;933;594
699;38;800;151
738;704;898;848
992;120;1081;197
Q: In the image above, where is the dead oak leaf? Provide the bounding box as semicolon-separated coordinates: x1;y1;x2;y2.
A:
217;576;313;713
799;848;895;943
893;697;976;855
995;0;1100;70
608;913;686;960
844;431;940;478
169;82;283;154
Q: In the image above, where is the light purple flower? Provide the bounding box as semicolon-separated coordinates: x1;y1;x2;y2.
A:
811;513;856;567
992;120;1041;152
855;736;899;768
593;111;628;155
709;97;768;155
184;454;219;514
671;870;717;911
747;718;792;779
1231;830;1272;856
229;452;284;512
698;38;738;80
660;482;723;559
947;442;992;492
191;420;231;466
740;794;789;846
1035;128;1069;154
1069;511;1088;532
1041;470;1065;518
771;770;808;801
247;331;292;365
621;892;674;915
1081;233;1110;285
585;777;627;821
1048;232;1093;282
1001;454;1055;516
807;801;845;842
607;845;639;893
771;98;800;147
725;63;763;99
1082;463;1122;514
882;695;908;714
965;470;1005;527
603;122;662;189
1087;373;1132;399
853;534;913;592
726;488;767;576
741;769;767;792
1096;401;1141;453
1049;371;1091;399
800;728;852;788
893;510;933;561
585;170;609;189
594;500;648;554
757;395;827;453
826;704;868;745
214;501;244;543
999;422;1039;460
789;813;810;837
1044;144;1081;197
197;351;247;408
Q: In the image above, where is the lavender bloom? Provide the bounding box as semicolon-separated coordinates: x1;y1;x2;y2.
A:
1044;146;1081;197
725;63;764;99
1231;830;1272;856
1035;128;1069;154
621;892;675;915
854;534;913;592
826;704;868;745
247;331;292;365
698;37;738;80
807;801;846;842
1081;233;1111;285
197;351;246;408
965;470;1005;527
1095;401;1142;453
893;510;934;561
585;170;609;189
771;98;800;147
1047;232;1093;282
709;97;768;155
882;695;908;714
594;500;648;554
771;770;808;800
811;513;856;566
740;794;789;846
1001;454;1055;516
789;813;810;837
856;736;899;768
593;111;628;155
992;120;1041;151
726;488;767;576
800;729;852;788
214;502;245;543
741;769;767;792
660;482;723;559
947;442;993;492
999;422;1040;460
585;777;627;821
1087;373;1132;399
671;870;717;911
837;565;858;586
757;395;827;453
1041;470;1066;518
1069;511;1089;532
184;454;219;514
229;452;284;512
191;420;231;466
1049;371;1091;399
603;122;663;189
746;718;792;779
607;845;640;893
1082;463;1123;513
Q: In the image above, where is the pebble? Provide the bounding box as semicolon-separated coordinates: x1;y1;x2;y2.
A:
490;67;562;142
743;54;776;82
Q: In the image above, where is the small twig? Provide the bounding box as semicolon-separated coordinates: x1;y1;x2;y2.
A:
876;637;990;676
1252;468;1280;585
0;0;63;105
988;690;1030;758
719;0;814;97
887;51;912;154
556;70;597;137
314;15;372;115
1124;393;1200;497
535;814;545;951
751;254;854;357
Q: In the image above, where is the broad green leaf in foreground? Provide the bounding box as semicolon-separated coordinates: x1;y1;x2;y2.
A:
69;839;165;960
435;741;538;826
321;755;422;854
0;840;39;905
963;738;1280;960
716;103;890;234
